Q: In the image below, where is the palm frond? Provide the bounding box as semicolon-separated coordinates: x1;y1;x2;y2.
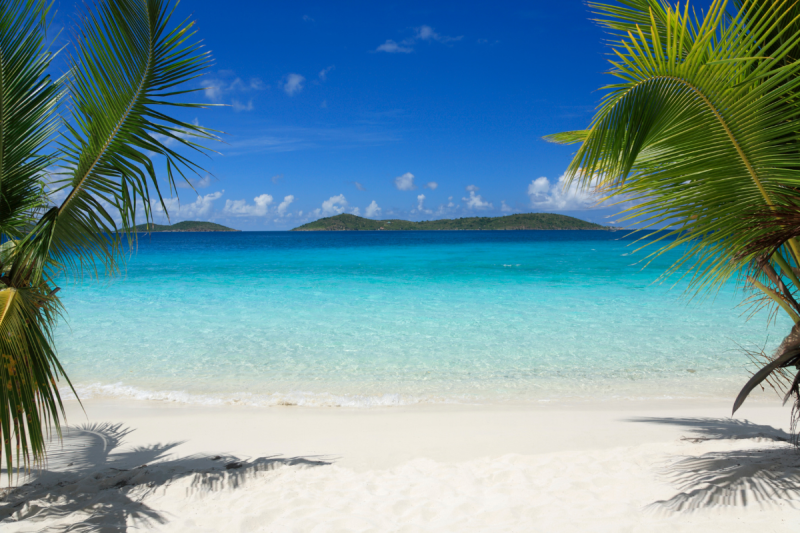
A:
0;0;61;240
543;130;590;145
560;0;800;295
0;0;216;480
0;284;69;481
31;0;217;282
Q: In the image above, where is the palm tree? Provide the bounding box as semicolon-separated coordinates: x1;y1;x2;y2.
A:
0;0;215;480
547;0;800;424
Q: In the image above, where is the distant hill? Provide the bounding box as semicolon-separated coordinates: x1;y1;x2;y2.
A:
292;213;610;231
134;221;239;233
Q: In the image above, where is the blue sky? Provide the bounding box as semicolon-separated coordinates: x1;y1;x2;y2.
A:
71;1;625;230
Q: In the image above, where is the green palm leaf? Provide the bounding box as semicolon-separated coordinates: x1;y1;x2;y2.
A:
549;0;800;416
552;0;800;292
0;0;216;480
0;0;61;241
34;0;217;281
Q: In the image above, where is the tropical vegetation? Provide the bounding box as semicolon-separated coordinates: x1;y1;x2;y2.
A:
292;213;610;231
0;0;214;479
548;0;800;429
134;221;237;232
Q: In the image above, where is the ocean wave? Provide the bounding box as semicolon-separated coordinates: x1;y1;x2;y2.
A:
59;382;446;408
57;380;768;409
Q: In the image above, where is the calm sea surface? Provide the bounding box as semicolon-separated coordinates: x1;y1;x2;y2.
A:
54;231;789;407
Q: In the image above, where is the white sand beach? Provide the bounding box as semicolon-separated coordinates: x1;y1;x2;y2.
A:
1;399;799;531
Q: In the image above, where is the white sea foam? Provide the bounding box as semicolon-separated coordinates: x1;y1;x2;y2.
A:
60;382;443;408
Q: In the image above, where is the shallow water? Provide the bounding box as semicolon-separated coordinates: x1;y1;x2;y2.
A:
54;230;788;407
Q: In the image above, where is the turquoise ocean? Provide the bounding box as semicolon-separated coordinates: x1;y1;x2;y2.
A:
54;231;790;407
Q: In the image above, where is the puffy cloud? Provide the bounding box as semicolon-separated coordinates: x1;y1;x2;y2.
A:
465;184;479;192
424;181;438;190
351;207;361;216
153;190;224;219
277;195;295;216
394;172;416;191
353;181;366;191
528;177;550;196
365;200;382;218
320;194;347;216
462;190;492;210
284;73;305;96
416;194;432;214
501;200;513;213
527;174;601;210
271;174;284;184
319;65;335;81
376;40;413;53
223;193;274;217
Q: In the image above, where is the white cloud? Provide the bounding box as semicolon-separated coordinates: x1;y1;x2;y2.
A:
203;79;225;101
376;26;462;53
223;193;274;217
466;184;479;192
394;172;416;191
284;73;305;96
527;174;601;210
501;200;513;213
353;181;366;191
232;99;254;112
277;195;295;216
176;174;212;189
424;181;438;190
320;194;347;216
365;200;382;218
153;190;224;220
202;75;265;103
271;174;284;184
528;177;550;196
319;65;335;81
462;190;492;210
351;207;361;216
376;39;413;53
416;194;432;214
414;25;462;43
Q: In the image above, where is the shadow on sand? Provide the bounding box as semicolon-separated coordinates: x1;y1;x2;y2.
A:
0;422;332;532
630;417;800;513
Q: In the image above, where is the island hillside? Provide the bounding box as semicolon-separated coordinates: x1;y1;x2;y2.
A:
292;213;609;231
134;221;239;232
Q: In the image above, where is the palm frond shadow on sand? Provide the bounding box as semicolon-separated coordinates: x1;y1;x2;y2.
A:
631;417;800;513
0;422;332;532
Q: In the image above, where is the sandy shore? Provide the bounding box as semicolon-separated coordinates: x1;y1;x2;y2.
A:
1;399;799;531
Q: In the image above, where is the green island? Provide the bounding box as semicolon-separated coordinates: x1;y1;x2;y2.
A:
134;221;239;233
292;213;610;231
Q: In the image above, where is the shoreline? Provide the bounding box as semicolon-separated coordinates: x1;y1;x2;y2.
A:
51;398;791;470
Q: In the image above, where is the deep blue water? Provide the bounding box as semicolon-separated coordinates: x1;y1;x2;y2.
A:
53;230;788;407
